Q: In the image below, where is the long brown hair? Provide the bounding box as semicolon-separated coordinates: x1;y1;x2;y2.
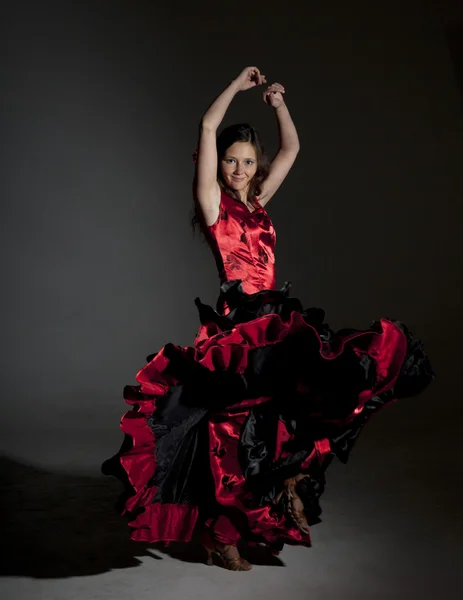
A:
191;123;270;234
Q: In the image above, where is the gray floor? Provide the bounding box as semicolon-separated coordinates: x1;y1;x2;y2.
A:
1;341;462;600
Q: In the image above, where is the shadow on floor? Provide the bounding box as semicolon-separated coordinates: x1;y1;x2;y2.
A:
0;456;282;578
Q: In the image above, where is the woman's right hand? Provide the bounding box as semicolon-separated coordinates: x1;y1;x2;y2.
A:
234;66;267;92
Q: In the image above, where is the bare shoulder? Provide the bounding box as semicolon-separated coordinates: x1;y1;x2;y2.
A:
256;194;270;209
196;182;221;227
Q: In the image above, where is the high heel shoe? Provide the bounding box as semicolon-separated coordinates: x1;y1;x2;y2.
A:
286;477;310;535
274;474;311;536
201;531;253;571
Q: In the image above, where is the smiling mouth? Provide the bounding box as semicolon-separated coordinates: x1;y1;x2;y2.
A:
232;176;245;181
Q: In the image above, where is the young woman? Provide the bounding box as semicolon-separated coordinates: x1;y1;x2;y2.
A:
103;67;433;571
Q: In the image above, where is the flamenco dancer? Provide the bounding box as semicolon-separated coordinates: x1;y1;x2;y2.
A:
102;66;434;571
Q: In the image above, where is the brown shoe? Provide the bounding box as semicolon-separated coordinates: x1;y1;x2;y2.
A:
287;478;310;535
276;475;311;536
202;531;253;571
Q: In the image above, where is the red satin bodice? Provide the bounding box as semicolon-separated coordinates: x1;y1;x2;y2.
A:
204;190;276;297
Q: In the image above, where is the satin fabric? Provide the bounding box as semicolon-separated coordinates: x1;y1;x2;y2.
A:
206;190;276;295
195;191;276;346
103;190;434;551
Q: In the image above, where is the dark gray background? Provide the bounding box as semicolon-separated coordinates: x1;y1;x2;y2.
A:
2;0;461;470
1;0;462;595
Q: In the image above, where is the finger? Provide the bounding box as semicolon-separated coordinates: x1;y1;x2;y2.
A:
248;68;258;82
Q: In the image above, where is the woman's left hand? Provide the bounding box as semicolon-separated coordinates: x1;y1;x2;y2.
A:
263;82;286;108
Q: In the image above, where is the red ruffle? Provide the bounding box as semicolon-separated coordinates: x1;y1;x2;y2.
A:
119;310;407;543
128;503;198;543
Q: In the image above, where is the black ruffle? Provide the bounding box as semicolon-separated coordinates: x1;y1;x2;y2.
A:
195;279;434;404
193;280;435;526
104;278;434;540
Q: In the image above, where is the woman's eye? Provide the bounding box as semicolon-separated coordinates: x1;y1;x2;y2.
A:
224;158;254;165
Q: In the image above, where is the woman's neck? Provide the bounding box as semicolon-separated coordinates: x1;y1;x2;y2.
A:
238;188;249;203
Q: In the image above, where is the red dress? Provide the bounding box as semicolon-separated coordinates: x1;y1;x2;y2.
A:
103;189;433;552
194;190;276;344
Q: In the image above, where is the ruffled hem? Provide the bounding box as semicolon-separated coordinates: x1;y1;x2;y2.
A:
106;280;434;545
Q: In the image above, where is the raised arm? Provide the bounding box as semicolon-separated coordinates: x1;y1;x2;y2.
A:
194;67;266;226
258;83;300;206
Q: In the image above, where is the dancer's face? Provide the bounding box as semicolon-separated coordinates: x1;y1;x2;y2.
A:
220;142;258;193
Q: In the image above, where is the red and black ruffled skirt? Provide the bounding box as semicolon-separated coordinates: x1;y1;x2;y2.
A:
102;280;434;551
